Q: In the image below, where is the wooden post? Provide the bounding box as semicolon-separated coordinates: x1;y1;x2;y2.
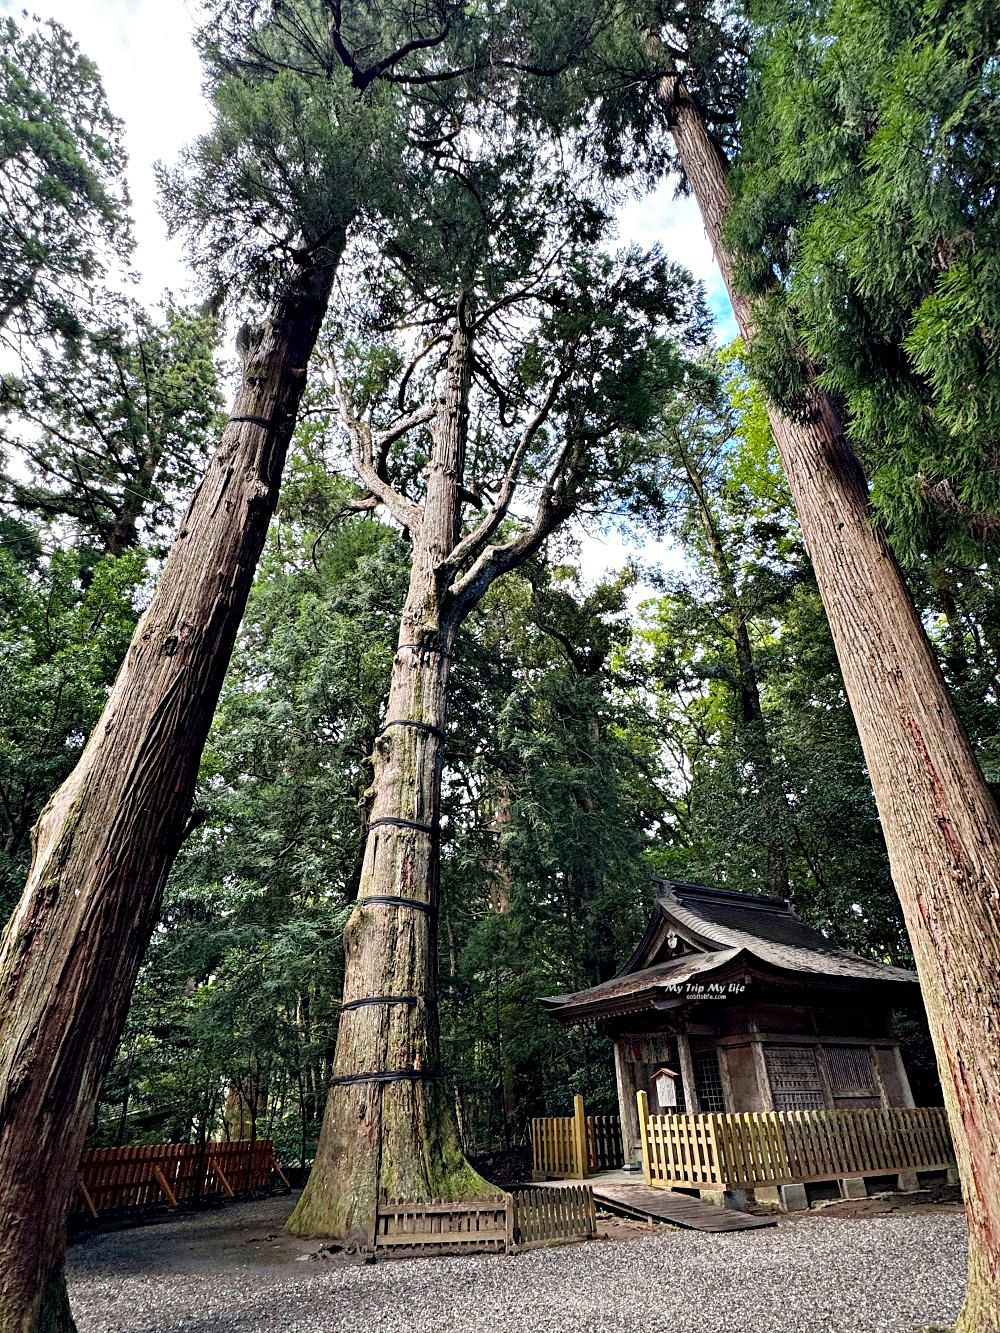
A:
152;1165;179;1208
613;1039;640;1165
752;1041;775;1111
676;1034;698;1113
208;1159;235;1198
637;1089;652;1186
891;1045;916;1108
77;1176;99;1221
572;1094;587;1179
271;1155;291;1190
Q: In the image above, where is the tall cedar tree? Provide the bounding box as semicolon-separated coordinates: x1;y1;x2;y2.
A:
0;2;531;1326
288;153;706;1239
555;5;1000;1325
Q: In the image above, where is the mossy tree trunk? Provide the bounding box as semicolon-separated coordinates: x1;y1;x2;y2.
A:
662;77;1000;1332
0;253;338;1333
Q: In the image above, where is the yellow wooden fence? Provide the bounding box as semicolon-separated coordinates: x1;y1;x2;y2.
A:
530;1097;623;1178
637;1092;955;1191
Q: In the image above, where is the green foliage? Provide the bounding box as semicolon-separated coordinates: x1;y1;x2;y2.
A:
2;300;222;559
0;13;131;354
0;529;146;917
728;0;1000;563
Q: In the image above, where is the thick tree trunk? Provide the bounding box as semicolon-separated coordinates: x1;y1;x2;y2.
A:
288;316;493;1243
663;79;1000;1330
0;253;337;1333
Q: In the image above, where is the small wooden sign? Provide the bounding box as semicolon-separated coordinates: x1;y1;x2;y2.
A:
653;1066;678;1108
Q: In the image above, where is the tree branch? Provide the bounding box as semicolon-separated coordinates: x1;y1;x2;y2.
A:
329;360;422;533
440;371;566;576
446;429;582;622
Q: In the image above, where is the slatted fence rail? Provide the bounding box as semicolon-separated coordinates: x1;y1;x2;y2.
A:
531;1114;581;1177
76;1139;287;1218
511;1186;596;1249
531;1097;622;1178
585;1115;624;1172
372;1188;598;1257
637;1097;955;1192
374;1199;511;1256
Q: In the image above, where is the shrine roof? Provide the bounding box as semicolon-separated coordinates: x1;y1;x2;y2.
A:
539;879;917;1023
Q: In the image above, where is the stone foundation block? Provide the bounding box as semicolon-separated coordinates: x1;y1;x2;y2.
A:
779;1183;809;1212
838;1177;868;1200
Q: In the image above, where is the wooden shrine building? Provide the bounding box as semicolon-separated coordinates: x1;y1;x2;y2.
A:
540;879;921;1166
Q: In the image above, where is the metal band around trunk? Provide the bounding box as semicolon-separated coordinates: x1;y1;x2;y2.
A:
396;642;452;659
381;719;445;740
329;1068;441;1087
340;995;421;1013
359;895;433;914
369;816;436;836
228;414;279;430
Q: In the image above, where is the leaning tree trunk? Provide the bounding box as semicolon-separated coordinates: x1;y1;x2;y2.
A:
288;317;492;1243
0;251;338;1333
663;78;1000;1331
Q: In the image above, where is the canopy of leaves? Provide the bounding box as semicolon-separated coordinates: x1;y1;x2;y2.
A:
728;0;1000;563
0;14;131;356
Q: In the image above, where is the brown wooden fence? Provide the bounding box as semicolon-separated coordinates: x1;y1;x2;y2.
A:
585;1115;624;1172
76;1139;288;1218
531;1097;623;1178
374;1198;511;1256
637;1094;955;1192
511;1185;596;1249
372;1186;597;1257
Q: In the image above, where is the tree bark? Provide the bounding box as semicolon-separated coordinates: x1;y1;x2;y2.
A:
288;316;493;1242
663;78;1000;1331
0;252;338;1333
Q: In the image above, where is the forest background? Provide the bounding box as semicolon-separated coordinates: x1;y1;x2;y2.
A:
2;0;992;1170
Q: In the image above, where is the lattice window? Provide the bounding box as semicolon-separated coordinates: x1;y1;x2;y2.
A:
824;1045;881;1107
693;1051;726;1112
764;1045;825;1111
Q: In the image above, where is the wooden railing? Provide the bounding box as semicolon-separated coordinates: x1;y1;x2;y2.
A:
372;1187;597;1257
76;1139;289;1218
637;1093;955;1192
531;1097;623;1178
586;1114;624;1172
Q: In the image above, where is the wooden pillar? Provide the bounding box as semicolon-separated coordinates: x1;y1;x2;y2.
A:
613;1040;640;1163
891;1045;916;1108
717;1048;735;1112
752;1041;775;1111
572;1093;587;1180
636;1089;652;1186
676;1034;698;1113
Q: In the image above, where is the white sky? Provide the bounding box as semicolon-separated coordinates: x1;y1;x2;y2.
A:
6;0;734;587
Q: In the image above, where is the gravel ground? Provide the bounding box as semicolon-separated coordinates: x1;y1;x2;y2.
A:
67;1193;967;1333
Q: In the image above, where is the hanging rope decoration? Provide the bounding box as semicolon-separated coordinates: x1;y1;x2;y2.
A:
339;994;421;1013
369;816;436;836
329;1068;443;1087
